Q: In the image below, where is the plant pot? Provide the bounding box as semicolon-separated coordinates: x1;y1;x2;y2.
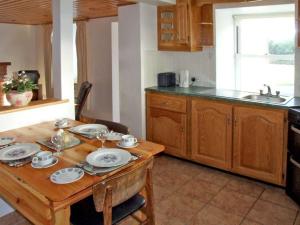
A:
6;91;33;107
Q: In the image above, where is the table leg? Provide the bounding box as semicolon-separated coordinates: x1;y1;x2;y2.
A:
53;206;70;225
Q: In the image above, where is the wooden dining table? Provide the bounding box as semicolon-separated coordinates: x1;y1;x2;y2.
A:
0;120;164;225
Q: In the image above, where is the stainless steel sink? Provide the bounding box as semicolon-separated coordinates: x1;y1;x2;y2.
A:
242;94;293;105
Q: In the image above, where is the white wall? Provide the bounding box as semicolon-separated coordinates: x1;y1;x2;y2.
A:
84;17;118;120
144;49;216;88
119;4;143;137
0;24;46;97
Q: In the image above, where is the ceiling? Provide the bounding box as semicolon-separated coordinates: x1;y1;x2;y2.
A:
0;0;136;25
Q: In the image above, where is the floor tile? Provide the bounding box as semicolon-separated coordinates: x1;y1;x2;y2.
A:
260;186;299;210
192;205;243;225
194;167;232;187
153;170;191;192
246;199;297;225
179;177;222;204
153;184;173;203
225;177;265;198
294;212;300;225
0;211;29;225
155;193;205;222
155;212;170;225
210;189;257;217
240;219;263;225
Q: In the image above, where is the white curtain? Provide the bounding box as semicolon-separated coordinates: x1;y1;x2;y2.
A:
76;21;88;93
43;24;53;98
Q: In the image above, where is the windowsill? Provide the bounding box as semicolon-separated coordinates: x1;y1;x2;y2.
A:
0;99;69;115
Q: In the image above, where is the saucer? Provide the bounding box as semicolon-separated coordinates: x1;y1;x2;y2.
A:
31;157;58;169
116;142;139;149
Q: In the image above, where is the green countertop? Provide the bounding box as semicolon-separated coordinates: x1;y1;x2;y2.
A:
145;86;300;109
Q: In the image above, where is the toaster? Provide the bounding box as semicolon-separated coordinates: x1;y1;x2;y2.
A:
157;72;176;87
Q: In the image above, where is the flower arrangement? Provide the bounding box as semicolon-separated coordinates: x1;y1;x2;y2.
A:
2;71;38;94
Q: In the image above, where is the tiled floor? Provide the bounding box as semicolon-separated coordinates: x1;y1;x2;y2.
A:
1;154;299;225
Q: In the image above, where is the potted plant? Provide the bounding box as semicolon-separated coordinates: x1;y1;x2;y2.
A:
2;72;38;107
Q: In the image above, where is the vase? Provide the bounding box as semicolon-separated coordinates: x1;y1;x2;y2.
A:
6;90;33;107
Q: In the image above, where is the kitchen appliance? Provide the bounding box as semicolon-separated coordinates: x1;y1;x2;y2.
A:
157;72;176;87
179;70;190;88
286;107;300;205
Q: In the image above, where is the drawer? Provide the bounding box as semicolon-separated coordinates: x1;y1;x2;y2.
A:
147;93;187;113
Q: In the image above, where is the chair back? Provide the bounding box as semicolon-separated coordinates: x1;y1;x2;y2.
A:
92;157;153;212
76;81;92;120
80;116;129;134
18;70;40;84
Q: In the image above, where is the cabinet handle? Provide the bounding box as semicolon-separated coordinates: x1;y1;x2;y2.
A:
291;125;300;135
290;156;300;169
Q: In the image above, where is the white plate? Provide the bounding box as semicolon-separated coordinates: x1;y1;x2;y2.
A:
116;142;139;149
70;124;108;136
86;148;131;168
31;157;58;169
50;167;84;184
0;137;15;146
0;143;40;161
106;132;123;141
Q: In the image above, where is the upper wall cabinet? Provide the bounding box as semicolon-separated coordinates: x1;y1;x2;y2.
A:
158;0;212;51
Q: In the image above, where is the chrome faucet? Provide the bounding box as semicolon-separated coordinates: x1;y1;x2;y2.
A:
263;84;272;96
259;84;281;97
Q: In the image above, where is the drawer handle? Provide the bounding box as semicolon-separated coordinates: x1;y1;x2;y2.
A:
290;156;300;169
291;125;300;135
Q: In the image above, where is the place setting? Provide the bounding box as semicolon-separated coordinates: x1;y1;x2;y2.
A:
68;123;108;139
31;150;58;169
116;135;139;148
0;136;16;149
76;147;139;176
0;142;41;167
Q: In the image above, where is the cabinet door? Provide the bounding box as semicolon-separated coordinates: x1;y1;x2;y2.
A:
176;0;189;45
233;106;285;185
147;107;187;157
157;5;177;50
191;99;232;170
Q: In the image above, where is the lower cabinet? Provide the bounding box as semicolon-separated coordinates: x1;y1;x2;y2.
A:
233;106;286;185
146;92;287;185
147;107;187;158
191;99;232;170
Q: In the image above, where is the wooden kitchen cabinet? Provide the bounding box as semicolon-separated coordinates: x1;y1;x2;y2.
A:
145;91;288;185
233;106;286;185
146;93;188;157
158;0;203;51
191;99;232;170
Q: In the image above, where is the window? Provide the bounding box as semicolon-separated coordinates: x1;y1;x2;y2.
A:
234;14;295;96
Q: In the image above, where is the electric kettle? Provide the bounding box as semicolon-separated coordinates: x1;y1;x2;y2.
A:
179;70;190;88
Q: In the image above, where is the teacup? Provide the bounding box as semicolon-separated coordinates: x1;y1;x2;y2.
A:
32;151;54;166
121;135;137;147
55;118;69;128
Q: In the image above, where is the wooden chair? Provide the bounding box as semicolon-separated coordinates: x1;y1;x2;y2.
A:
80;115;130;134
75;81;92;121
70;157;155;225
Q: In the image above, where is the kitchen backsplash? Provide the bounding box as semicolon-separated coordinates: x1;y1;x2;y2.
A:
143;47;216;88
